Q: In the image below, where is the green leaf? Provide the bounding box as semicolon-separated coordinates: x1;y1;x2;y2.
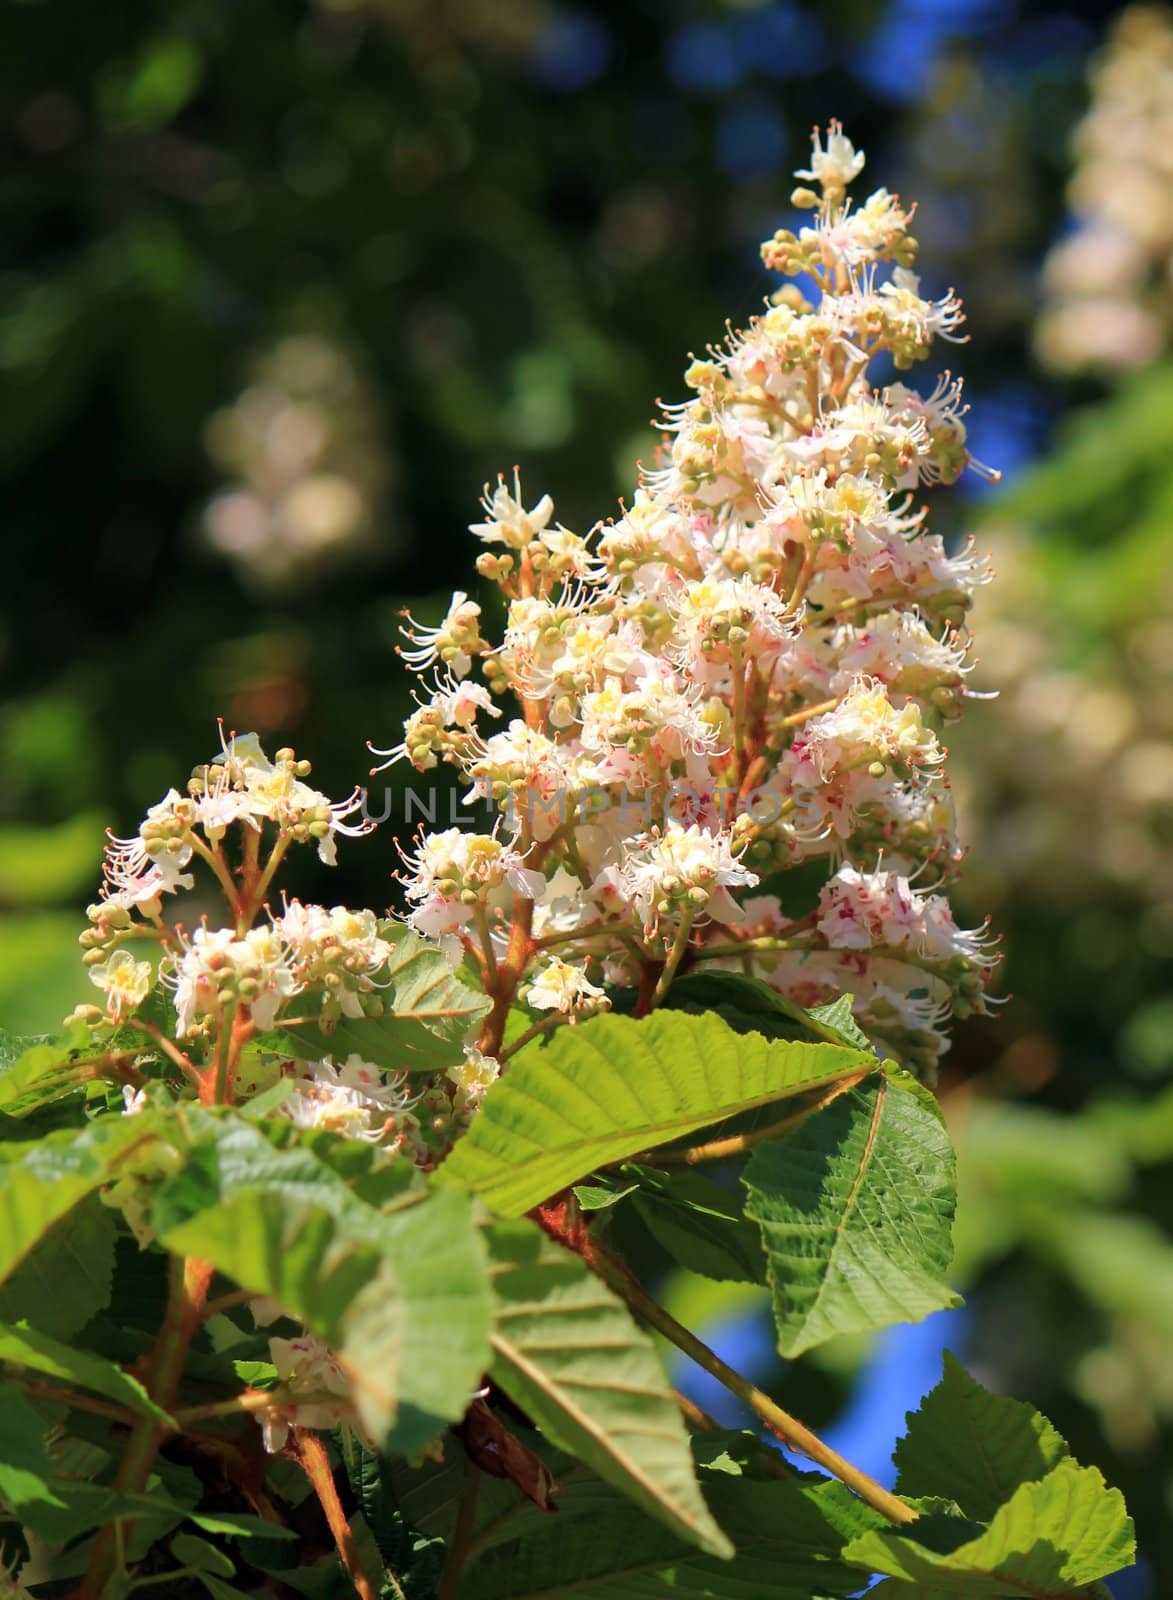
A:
0;1196;117;1339
627;1165;766;1284
159;1170;491;1452
483;1217;733;1559
15;1481;191;1548
573;1179;639;1211
668;971;876;1051
456;1441;887;1598
231;1358;278;1385
807;995;875;1052
894;1352;1070;1520
187;1510;296;1541
844;1461;1135;1596
388;1438;524;1583
347;1444;409;1571
273;924;490;1073
440;1010;873;1216
0;1020;97;1116
119;37;204;128
0;1319;175;1425
0;1380;64;1516
143;1108;424;1246
195;1577;257;1600
0;1112;161;1283
171;1532;236;1577
743;1072;960;1356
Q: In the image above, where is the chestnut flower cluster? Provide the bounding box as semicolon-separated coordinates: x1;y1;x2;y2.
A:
378;124;998;1076
74;729;502;1450
68;126;1000;1467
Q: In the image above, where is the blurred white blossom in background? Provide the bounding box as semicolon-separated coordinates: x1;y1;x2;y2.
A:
1036;4;1173;373
202;332;393;591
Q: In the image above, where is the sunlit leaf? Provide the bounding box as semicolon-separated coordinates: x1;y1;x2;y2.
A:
894;1352;1070;1519
743;1072;960;1355
485;1217;733;1558
440;1011;873;1216
845;1461;1135;1595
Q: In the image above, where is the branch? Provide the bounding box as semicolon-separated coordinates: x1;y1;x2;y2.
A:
593;1248;918;1527
291;1430;378;1600
22;1380;138;1428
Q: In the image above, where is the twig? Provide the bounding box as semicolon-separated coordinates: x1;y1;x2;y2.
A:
651;910;694;1010
201;1287;254;1321
291;1430;378;1600
593;1248;918;1526
21;1380;138;1428
499;1011;572;1063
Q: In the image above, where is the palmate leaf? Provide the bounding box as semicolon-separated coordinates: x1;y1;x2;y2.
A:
273;925;490;1073
0;1112;161;1284
0;1319;175;1424
152;1108;424;1221
626;1165;766;1285
157;1130;491;1452
440;1011;873;1216
894;1352;1070;1520
484;1217;733;1558
463;1479;885;1599
7;1474;298;1552
409;1428;887;1600
844;1461;1135;1596
743;1071;960;1356
0;1194;116;1339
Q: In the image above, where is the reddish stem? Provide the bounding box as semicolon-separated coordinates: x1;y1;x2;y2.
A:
291;1431;378;1600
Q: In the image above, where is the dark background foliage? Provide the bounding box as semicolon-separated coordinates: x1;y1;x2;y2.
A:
2;1;1170;1592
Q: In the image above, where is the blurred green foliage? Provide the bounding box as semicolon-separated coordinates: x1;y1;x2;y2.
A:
2;0;1171;1588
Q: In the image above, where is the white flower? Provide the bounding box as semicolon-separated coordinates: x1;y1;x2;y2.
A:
399;591;485;679
448;1047;500;1108
169;923;301;1034
830;612;971;703
432;672;500;729
526;957;609;1014
88;950;153;1020
470;471;556;549
817;864;995;970
360;125;997;1076
788;677;942;784
579;677;720;782
261;1332;354;1453
667;575;794;671
400;828;546;939
196;731;374;865
795;120;866;189
879;267;967;348
277;901;393;1018
103;789;196;910
614;822;757;934
281;1053;415;1142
